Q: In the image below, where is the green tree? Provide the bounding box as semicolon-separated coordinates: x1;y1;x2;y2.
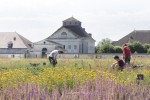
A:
113;46;122;53
96;38;114;53
144;44;150;50
128;41;146;53
147;48;150;53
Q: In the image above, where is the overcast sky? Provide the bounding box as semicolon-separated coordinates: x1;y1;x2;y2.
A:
0;0;150;44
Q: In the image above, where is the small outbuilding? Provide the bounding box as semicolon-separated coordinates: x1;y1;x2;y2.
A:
0;32;32;58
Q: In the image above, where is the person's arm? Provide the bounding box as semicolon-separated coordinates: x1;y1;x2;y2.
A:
53;53;56;60
122;48;125;59
111;62;117;69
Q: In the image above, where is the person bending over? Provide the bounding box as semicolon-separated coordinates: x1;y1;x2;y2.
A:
111;56;125;71
48;49;63;67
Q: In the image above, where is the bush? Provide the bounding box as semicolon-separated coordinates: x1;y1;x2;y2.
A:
96;38;114;53
147;48;150;53
113;46;122;53
128;41;146;53
144;44;150;50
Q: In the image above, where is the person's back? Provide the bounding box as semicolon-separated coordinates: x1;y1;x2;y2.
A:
49;50;59;59
48;50;59;67
123;46;131;57
48;49;64;67
117;59;125;71
112;56;125;71
122;44;131;64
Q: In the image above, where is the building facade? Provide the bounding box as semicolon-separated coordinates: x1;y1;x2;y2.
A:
46;17;95;54
0;17;96;58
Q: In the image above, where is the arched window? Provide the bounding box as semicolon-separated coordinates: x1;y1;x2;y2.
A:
61;32;67;38
42;48;47;58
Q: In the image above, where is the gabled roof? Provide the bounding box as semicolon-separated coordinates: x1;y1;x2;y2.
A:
34;38;63;46
63;17;81;22
48;26;95;41
0;32;32;49
113;30;150;46
64;26;88;37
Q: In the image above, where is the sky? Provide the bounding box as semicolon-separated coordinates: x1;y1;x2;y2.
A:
0;0;150;45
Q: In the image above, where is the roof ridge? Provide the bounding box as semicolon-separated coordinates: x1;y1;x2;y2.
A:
63;17;81;22
16;32;32;49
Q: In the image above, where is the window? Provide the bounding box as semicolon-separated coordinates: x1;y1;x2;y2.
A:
74;45;77;49
68;45;71;49
7;41;13;49
64;22;66;25
44;41;46;44
63;45;65;49
61;32;67;38
13;37;16;41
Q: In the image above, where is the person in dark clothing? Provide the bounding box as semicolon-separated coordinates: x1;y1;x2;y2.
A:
111;56;125;71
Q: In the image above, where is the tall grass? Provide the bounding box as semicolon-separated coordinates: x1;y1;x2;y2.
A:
0;58;150;99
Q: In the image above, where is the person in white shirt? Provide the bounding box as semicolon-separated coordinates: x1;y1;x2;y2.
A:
48;49;63;67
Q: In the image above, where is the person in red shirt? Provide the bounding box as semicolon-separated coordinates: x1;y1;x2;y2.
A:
111;55;125;71
122;44;131;64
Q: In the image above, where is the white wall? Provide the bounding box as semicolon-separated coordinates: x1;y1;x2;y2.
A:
0;54;25;58
32;40;63;58
88;39;95;53
50;28;77;39
51;39;81;53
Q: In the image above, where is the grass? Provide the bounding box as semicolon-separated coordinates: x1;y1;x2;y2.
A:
0;58;150;99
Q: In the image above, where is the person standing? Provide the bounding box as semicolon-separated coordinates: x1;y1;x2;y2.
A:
48;50;63;67
122;44;131;65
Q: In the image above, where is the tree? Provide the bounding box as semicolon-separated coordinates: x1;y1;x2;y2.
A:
128;41;147;53
113;46;122;53
144;44;150;50
96;38;114;53
147;48;150;53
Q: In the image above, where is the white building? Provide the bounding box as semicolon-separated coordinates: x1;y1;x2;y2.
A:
31;39;63;58
46;17;95;54
0;17;96;58
0;32;32;58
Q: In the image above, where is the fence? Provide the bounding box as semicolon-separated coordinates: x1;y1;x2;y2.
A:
57;53;150;59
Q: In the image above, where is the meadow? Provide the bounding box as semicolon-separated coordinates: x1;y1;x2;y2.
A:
0;58;150;100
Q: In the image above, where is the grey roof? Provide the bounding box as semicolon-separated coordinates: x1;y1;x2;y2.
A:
48;26;95;41
0;48;28;54
34;38;63;46
113;30;150;46
45;39;63;45
0;32;32;49
64;26;89;37
63;17;81;22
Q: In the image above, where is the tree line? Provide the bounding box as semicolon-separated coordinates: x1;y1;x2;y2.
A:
95;38;150;53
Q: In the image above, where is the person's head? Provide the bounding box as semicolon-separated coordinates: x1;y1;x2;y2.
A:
114;55;120;61
58;50;64;54
123;44;127;47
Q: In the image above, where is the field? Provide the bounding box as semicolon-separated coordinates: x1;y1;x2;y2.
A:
0;58;150;100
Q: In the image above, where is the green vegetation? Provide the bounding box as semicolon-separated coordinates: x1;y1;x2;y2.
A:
96;38;150;53
0;58;150;99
